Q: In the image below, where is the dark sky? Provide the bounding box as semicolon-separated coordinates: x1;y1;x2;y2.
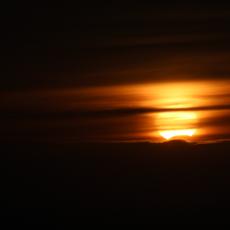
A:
4;2;230;90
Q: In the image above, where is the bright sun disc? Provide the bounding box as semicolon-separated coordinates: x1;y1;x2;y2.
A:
159;129;196;140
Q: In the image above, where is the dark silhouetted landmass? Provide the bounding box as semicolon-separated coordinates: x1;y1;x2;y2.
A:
3;141;230;224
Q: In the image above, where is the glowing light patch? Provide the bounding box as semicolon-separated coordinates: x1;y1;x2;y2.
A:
159;112;197;120
159;129;196;140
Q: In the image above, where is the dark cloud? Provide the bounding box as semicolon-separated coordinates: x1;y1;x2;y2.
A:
2;103;230;120
2;3;230;90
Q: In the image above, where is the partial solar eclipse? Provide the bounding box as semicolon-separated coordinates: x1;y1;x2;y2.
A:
159;129;196;140
157;111;198;141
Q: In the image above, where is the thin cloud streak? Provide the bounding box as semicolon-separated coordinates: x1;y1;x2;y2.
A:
1;104;230;120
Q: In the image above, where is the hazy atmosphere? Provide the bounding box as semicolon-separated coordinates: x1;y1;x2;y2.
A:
4;3;230;225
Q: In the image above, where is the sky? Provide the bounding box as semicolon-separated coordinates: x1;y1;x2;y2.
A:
3;3;230;143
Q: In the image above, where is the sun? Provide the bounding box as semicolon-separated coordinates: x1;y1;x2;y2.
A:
157;111;198;141
159;129;196;140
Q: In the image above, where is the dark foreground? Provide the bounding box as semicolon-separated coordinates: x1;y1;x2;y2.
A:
3;141;230;225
